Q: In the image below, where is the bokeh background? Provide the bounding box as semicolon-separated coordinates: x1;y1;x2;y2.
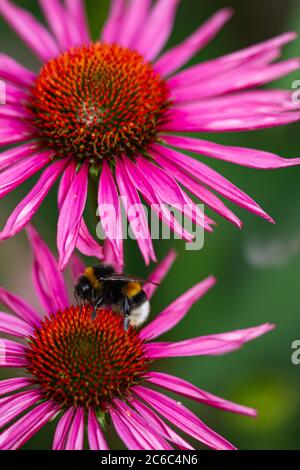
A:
1;0;300;450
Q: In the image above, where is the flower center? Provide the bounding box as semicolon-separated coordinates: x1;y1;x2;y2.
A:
30;43;170;164
26;306;149;410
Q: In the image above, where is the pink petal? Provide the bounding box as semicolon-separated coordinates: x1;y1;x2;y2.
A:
110;409;145;450
101;0;125;44
144;250;177;299
0;401;59;450
169;32;297;88
0;390;41;429
135;0;180;61
57;163;89;270
151;144;274;223
0;338;27;367
165;108;300;133
64;0;90;44
98;160;124;267
115;159;156;266
0;119;34;146
150;148;242;227
124;158;194;242
69;254;85;282
0;377;31;396
162;134;300;170
0;0;59;61
53;408;74;451
103;238;123;272
0;150;53;198
0;287;41;326
115;399;173;450
0;104;32;119
4;82;29;105
155;8;233;77
171;59;300;103
0;160;66;241
76;219;104;261
146;323;275;359
134;386;236;450
27;224;69;314
65;407;84;450
0;53;36;86
147;372;257;417
141;276;216;341
117;0;151;48
39;0;73;50
88;408;109;450
130;398;194;450
0;311;33;337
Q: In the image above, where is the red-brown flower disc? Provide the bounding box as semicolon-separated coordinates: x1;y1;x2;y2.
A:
26;306;149;409
30;43;170;163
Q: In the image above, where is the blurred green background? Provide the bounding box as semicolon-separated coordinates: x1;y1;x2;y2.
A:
1;0;300;450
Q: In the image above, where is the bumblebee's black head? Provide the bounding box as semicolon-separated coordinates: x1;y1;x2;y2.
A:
74;277;93;303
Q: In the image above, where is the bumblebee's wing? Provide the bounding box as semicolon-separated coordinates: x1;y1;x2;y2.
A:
99;274;160;286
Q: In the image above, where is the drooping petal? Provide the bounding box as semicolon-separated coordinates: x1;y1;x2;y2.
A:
4;82;29;105
0;104;32;119
0;119;34;147
162;134;300;169
0;53;36;87
0;390;42;429
88;409;109;450
147;372;257;417
0;160;67;241
0;377;31;396
64;0;90;44
0;151;53;199
170;59;300;103
0;0;59;61
110;408;144;450
144;250;177;299
0;311;33;338
155;8;233;77
0;401;59;450
76;219;104;261
101;0;126;44
98;160;124;267
135;0;180;61
141;276;216;341
57;163;89;270
149;148;242;227
151;144;274;223
39;0;72;50
130;398;194;450
124;158;194;242
0;339;27;367
117;0;151;48
145;323;275;359
134;386;236;450
0;287;41;326
27;224;69;314
115;159;156;266
168;32;297;87
69;254;85;282
165;108;300;133
102;238;123;272
53;409;74;451
115;399;173;450
64;407;84;450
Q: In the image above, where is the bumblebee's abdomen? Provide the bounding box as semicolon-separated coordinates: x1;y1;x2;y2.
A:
122;281;142;298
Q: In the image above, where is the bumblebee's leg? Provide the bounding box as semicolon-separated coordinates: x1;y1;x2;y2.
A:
122;296;131;331
92;297;104;320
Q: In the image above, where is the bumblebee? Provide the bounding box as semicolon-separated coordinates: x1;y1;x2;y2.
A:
74;264;156;330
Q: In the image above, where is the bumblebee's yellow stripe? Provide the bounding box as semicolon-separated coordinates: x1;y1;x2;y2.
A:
123;282;142;298
84;267;101;290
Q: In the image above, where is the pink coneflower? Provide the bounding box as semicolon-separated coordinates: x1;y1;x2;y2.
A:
0;226;274;450
1;1;300;269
